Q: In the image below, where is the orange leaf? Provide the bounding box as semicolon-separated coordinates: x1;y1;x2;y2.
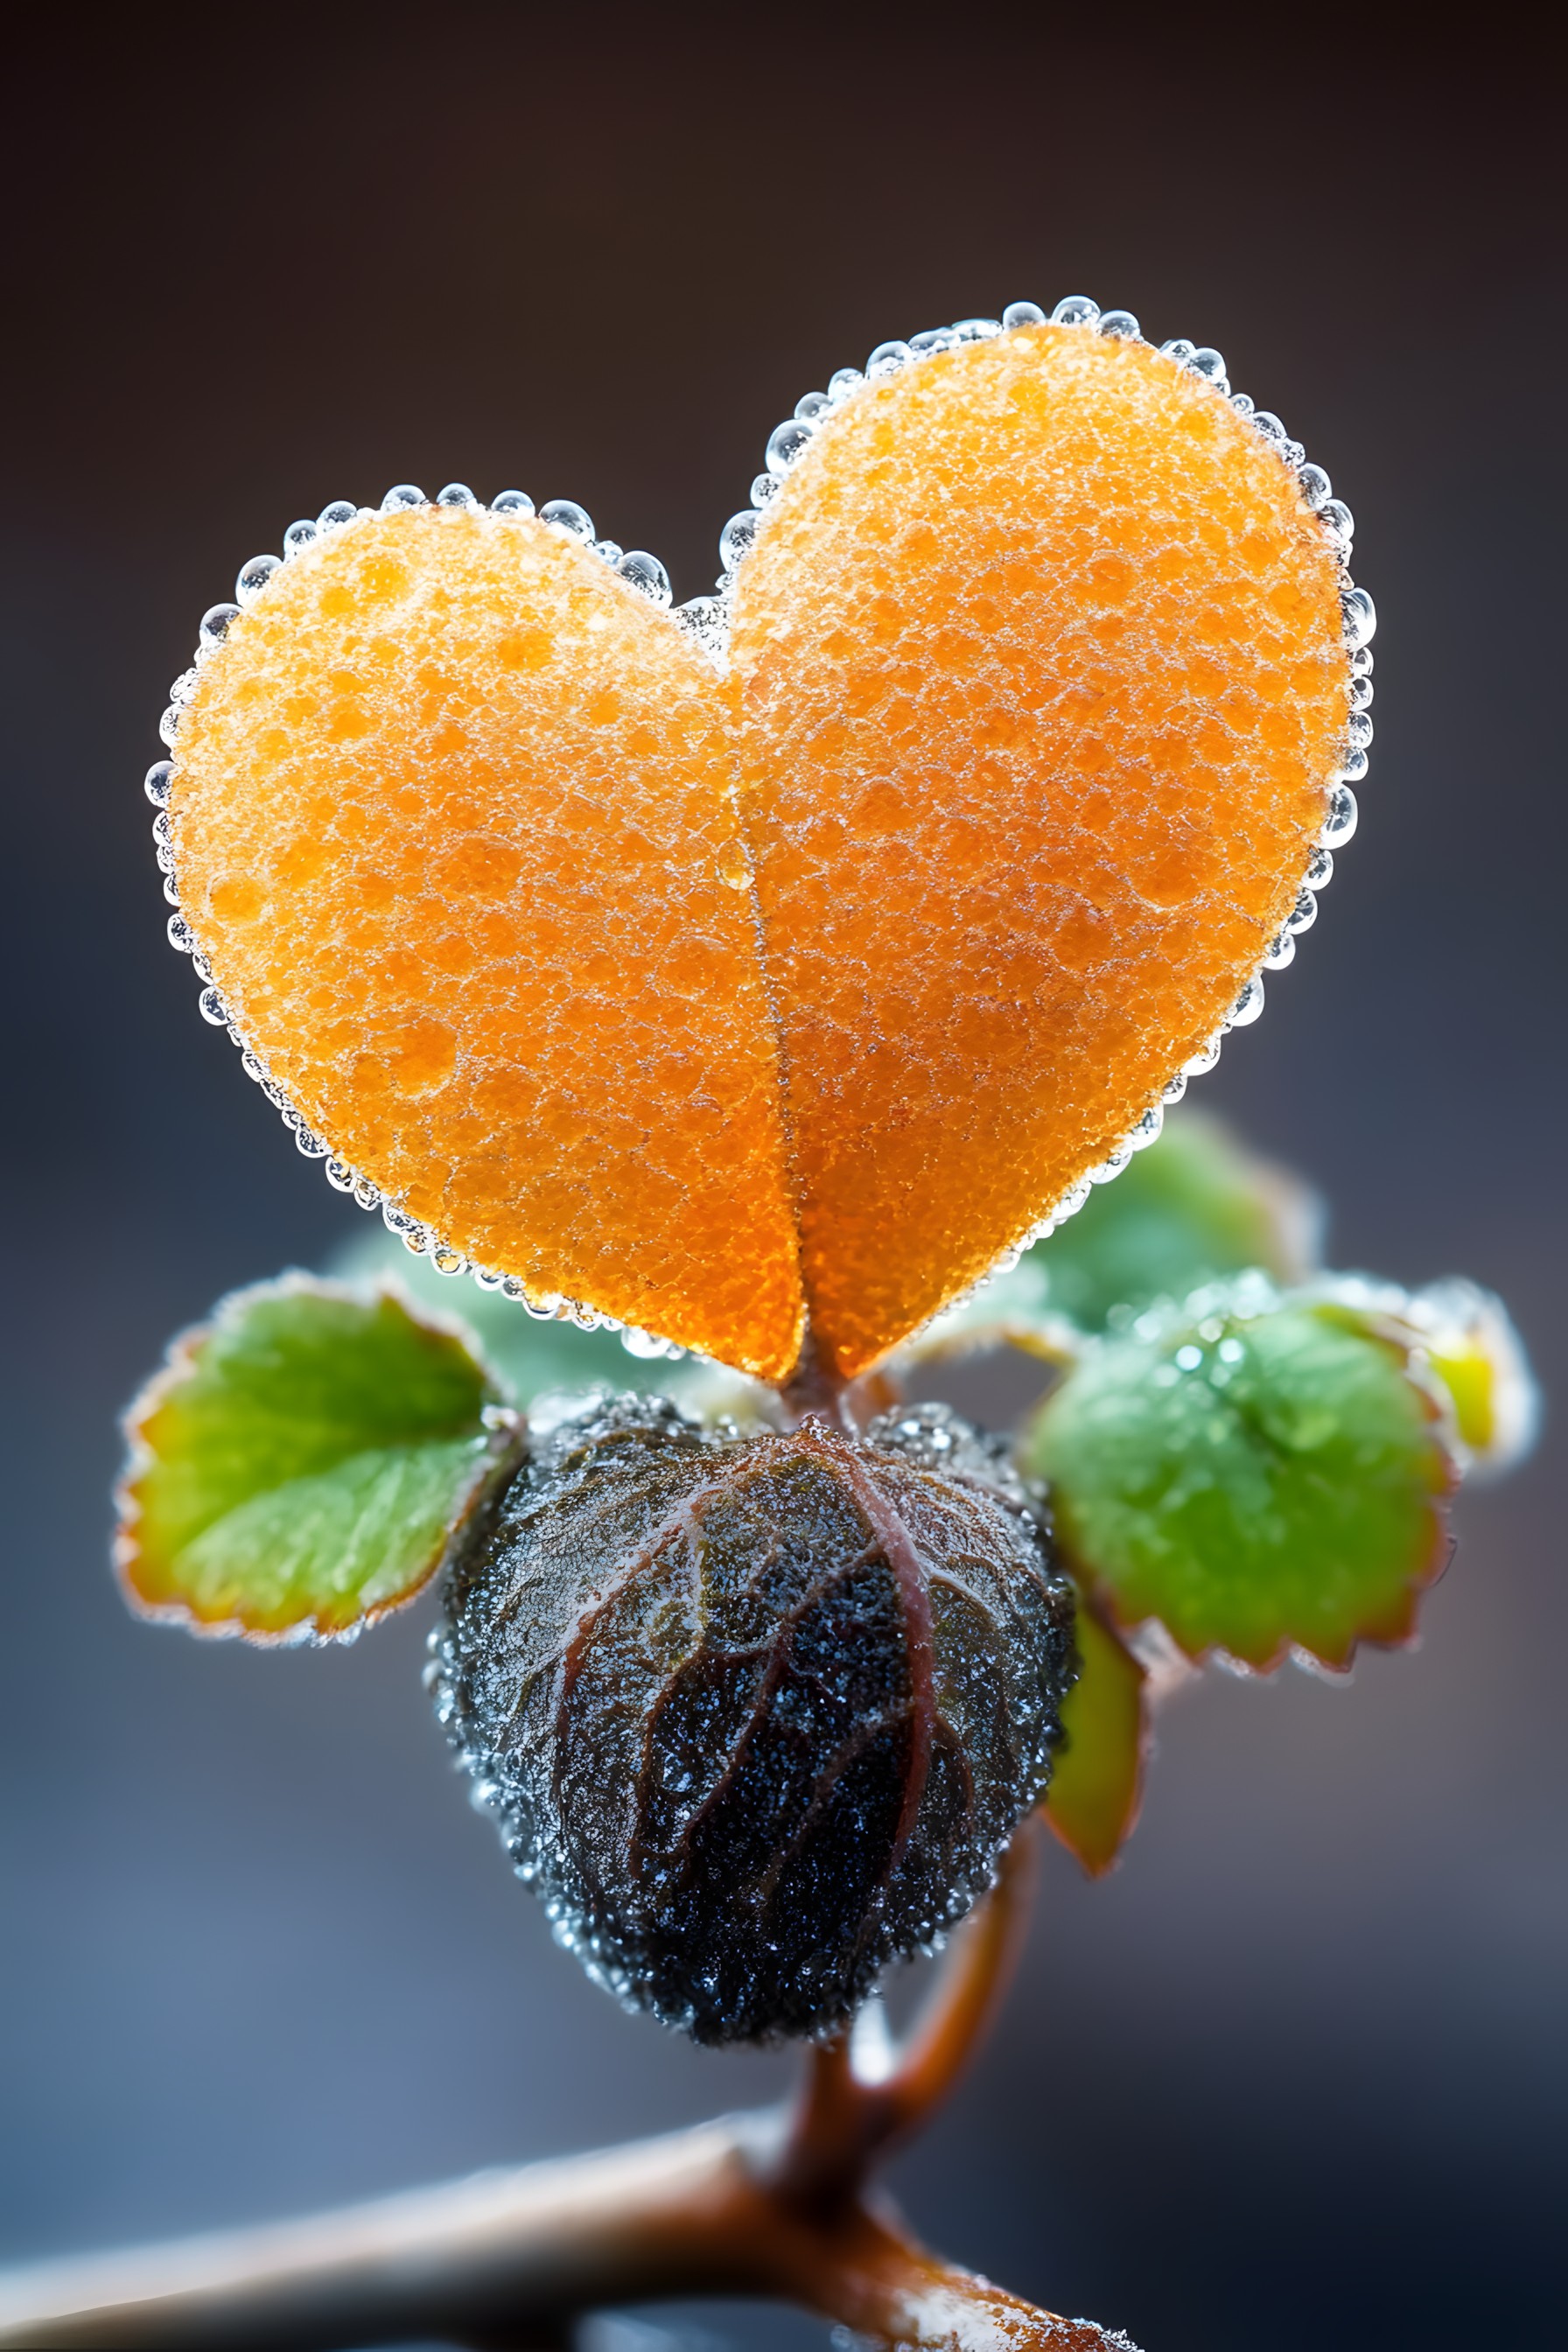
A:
164;323;1350;1382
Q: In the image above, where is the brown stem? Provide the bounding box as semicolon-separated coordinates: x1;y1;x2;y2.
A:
0;2116;1116;2352
0;1825;1130;2352
778;1821;1040;2204
778;1330;856;1431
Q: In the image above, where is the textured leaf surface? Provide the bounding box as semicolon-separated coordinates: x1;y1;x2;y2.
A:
1042;1598;1148;1875
1024;1292;1457;1669
733;332;1346;1375
118;1278;515;1638
170;324;1348;1380
435;1395;1075;2042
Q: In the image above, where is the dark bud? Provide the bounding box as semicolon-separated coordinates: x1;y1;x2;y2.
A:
432;1392;1075;2044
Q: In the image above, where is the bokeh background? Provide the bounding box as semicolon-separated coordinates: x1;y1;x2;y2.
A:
2;13;1564;2348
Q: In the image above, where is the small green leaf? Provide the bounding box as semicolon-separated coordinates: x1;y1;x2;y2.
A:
1022;1285;1457;1670
1031;1109;1321;1332
117;1276;519;1640
1043;1596;1148;1876
326;1229;681;1405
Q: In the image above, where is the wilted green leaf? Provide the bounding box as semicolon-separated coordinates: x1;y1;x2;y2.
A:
1022;1287;1457;1670
117;1276;519;1640
1042;1597;1148;1876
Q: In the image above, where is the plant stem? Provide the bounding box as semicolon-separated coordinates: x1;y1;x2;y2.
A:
0;1825;1128;2352
780;1822;1040;2204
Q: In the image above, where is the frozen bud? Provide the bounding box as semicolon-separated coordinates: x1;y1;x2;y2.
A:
438;1392;1076;2044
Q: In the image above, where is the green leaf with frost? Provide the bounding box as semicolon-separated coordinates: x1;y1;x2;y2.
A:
1031;1109;1321;1332
116;1276;520;1640
327;1229;682;1406
1022;1286;1457;1670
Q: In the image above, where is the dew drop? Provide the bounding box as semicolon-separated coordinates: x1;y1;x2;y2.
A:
1098;308;1141;340
1296;462;1332;511
234;553;281;606
144;760;173;807
616;550;672;606
541;499;595;542
200;603;241;648
718;510;760;572
438;482;479;511
1320;497;1354;555
492;489;536;517
1321;783;1359;844
1003;300;1046;329
1051;295;1100;327
381;483;426;513
1340;584;1376;649
1228;975;1265;1028
766;417;815;474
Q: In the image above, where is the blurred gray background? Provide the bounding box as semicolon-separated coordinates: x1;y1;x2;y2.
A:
2;12;1563;2348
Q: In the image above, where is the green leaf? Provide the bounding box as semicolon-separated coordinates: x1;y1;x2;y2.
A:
1021;1284;1457;1670
1029;1109;1322;1332
1042;1596;1148;1876
326;1229;681;1406
117;1276;520;1640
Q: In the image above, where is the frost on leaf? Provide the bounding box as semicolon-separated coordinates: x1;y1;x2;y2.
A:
166;325;1348;1381
435;1395;1076;2043
117;1277;518;1640
1022;1290;1458;1672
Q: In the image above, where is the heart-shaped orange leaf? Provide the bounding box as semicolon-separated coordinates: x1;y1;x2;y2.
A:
732;328;1349;1374
171;510;805;1378
163;317;1353;1382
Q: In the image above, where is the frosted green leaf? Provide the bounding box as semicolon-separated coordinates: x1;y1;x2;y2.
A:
328;1229;683;1404
116;1276;519;1640
1031;1110;1320;1331
1022;1291;1457;1670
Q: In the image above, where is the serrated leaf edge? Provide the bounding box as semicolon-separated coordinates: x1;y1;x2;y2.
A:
114;1271;522;1645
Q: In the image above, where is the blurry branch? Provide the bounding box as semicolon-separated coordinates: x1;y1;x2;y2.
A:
0;1828;1124;2352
